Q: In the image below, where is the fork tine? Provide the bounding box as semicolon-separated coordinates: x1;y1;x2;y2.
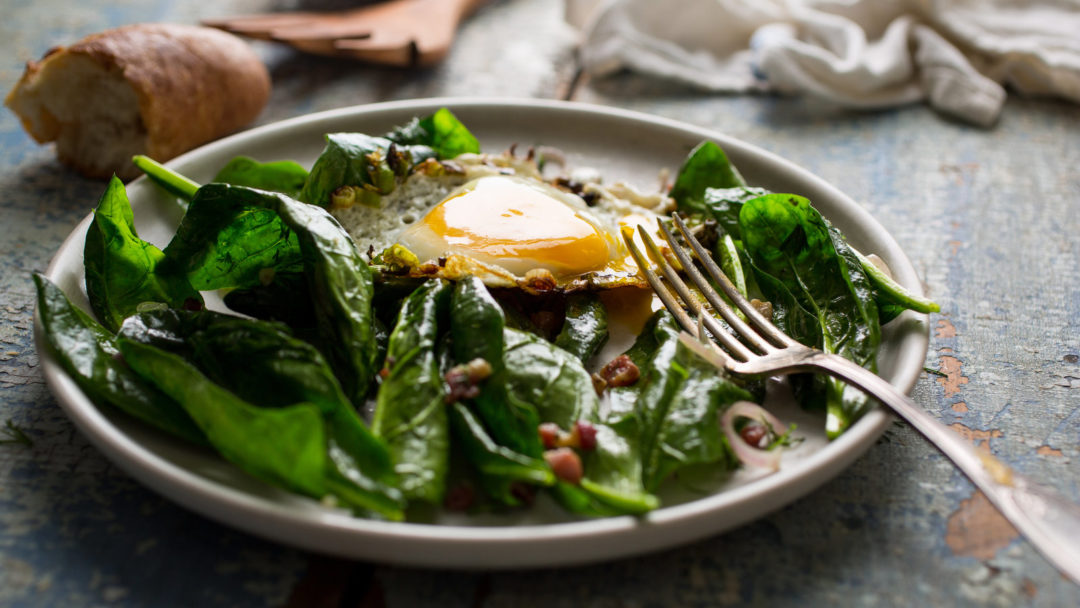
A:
655;218;779;354
630;226;751;360
634;226;756;361
621;228;698;334
670;213;795;347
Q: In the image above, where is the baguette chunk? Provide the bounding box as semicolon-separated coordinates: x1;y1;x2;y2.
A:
6;24;270;179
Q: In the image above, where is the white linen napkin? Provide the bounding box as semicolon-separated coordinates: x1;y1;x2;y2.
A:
566;0;1080;126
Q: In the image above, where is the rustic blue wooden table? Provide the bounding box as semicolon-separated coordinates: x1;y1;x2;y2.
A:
2;1;1078;606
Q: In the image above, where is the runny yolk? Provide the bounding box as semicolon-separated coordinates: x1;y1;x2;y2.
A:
417;176;612;277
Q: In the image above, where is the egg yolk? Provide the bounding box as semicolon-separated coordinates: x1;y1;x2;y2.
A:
400;176;614;278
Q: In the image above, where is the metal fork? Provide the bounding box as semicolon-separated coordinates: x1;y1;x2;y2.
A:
623;212;1080;586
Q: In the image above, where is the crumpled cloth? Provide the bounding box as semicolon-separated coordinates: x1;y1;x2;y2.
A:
566;0;1080;127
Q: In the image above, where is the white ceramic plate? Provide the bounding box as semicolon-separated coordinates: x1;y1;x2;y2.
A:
37;98;930;569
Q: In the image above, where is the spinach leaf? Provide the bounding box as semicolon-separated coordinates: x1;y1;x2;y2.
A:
212;156;309;197
502;329;657;515
223;271;315;329
194;184;379;403
448;402;555;506
629;312;752;490
373;279;452;503
33;274;206;444
448;277;552;503
700;186;769;238
716;232;750;299
83;176;201;331
385;108;480;159
298;109;478;208
118;311;405;519
669;141;746;215
450;277;545;459
162;186;303;291
851;248;940;323
740;194;881;438
297;133;435;208
553;293;609;364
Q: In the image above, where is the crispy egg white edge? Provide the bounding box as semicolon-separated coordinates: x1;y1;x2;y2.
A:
331;152;672;289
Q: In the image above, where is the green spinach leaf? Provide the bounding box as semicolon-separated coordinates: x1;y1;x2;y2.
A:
503;329;657;514
553;293;609;364
628;312;752;490
84;176;201;331
450;277;545;459
118;310;405;519
195;184;380;403
448;277;552;503
699;186;769;238
448;402;555;506
373;279;452;503
740;194;881;438
213;156;309;197
162;187;303;291
297;133;435;208
669;141;746;215
851;248;940;323
33;274;206;444
385;108;480;159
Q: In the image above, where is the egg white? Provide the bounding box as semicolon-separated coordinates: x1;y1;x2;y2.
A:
331;152;671;293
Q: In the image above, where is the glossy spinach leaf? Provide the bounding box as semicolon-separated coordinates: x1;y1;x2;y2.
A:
627;312;751;490
669;141;746;215
503;329;658;515
448;402;555;506
372;279;452;503
450;277;545;459
740;194;881;438
223;271;315;329
162;186;303;291
212;156;310;197
448;277;552;503
195;183;379;403
852;248;940;323
118;310;404;519
297;133;436;208
553;293;609;364
385;108;480;160
118;339;326;496
33;274;206;444
700;186;769;238
84;176;201;331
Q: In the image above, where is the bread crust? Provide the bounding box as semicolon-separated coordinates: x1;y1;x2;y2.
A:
6;23;270;178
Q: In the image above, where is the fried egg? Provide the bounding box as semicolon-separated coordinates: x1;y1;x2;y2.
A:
332;152;670;293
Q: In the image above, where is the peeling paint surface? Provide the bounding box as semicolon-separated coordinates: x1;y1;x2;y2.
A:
2;1;1080;606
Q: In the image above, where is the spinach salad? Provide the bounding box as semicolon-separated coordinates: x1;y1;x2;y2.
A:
35;109;937;521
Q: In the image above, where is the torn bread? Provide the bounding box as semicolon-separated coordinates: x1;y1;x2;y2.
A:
5;23;271;179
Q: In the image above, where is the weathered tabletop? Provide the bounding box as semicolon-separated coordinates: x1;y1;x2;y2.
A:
2;1;1078;606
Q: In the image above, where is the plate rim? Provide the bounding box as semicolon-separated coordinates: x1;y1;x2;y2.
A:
37;97;926;568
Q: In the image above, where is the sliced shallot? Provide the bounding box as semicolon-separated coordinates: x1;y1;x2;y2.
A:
721;401;786;472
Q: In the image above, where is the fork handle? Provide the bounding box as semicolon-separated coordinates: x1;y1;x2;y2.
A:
803;351;1080;585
